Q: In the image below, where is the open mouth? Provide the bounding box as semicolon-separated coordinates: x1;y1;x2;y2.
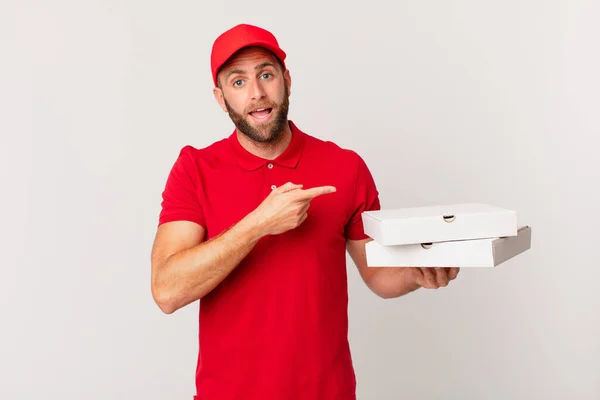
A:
248;107;273;120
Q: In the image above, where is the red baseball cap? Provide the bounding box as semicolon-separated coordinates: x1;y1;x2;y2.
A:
210;24;287;87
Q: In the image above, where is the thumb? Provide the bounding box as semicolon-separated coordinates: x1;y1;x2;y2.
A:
275;182;303;193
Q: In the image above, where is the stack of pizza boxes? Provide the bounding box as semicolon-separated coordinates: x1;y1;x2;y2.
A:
361;203;531;268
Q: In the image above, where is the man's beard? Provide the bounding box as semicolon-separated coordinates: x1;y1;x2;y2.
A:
224;85;290;144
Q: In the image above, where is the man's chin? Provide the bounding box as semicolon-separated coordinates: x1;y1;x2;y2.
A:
244;118;281;138
253;130;279;143
235;123;274;143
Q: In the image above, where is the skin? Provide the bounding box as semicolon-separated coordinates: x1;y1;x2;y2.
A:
150;47;459;314
213;46;293;160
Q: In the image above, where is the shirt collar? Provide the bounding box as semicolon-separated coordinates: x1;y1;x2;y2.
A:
228;120;306;171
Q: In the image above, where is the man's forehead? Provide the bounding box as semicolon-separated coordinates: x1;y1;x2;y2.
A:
221;47;281;71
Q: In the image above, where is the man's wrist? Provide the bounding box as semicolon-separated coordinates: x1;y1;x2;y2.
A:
238;211;269;243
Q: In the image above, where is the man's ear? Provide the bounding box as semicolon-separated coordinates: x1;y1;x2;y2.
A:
284;69;292;96
213;87;228;113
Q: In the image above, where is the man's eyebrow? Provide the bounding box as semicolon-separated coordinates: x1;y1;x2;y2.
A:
225;68;245;79
255;61;277;70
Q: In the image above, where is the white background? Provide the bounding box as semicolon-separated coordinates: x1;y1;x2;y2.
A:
1;0;599;399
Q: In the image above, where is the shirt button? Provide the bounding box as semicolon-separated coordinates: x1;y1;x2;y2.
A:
271;185;276;190
267;163;274;169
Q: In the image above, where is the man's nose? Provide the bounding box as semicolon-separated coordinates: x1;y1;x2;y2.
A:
249;79;266;101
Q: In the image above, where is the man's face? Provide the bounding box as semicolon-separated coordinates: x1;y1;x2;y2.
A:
214;47;291;144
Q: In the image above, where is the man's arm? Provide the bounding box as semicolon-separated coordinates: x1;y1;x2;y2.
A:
346;238;460;299
151;182;336;314
151;216;263;314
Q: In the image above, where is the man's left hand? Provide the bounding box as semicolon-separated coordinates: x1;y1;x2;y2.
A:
411;267;460;289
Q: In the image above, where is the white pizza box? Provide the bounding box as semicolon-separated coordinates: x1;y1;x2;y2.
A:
365;225;531;268
361;203;518;246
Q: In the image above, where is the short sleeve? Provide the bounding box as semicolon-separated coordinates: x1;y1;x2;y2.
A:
344;152;381;240
158;146;206;227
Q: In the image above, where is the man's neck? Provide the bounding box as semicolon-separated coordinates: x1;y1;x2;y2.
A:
236;121;293;160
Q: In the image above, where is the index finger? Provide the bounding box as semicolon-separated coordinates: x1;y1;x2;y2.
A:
295;186;337;200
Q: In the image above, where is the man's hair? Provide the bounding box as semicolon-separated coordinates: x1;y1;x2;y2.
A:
217;46;285;89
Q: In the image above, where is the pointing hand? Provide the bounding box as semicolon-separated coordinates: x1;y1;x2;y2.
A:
251;182;336;236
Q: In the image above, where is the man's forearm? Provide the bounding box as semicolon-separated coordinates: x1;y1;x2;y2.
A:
154;214;265;313
368;267;422;299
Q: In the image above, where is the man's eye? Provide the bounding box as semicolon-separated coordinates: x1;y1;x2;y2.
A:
261;73;271;79
233;80;243;87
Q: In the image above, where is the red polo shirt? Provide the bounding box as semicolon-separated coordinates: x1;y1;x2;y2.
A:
158;121;380;400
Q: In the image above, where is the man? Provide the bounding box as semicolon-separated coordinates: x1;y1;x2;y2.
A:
151;23;459;400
